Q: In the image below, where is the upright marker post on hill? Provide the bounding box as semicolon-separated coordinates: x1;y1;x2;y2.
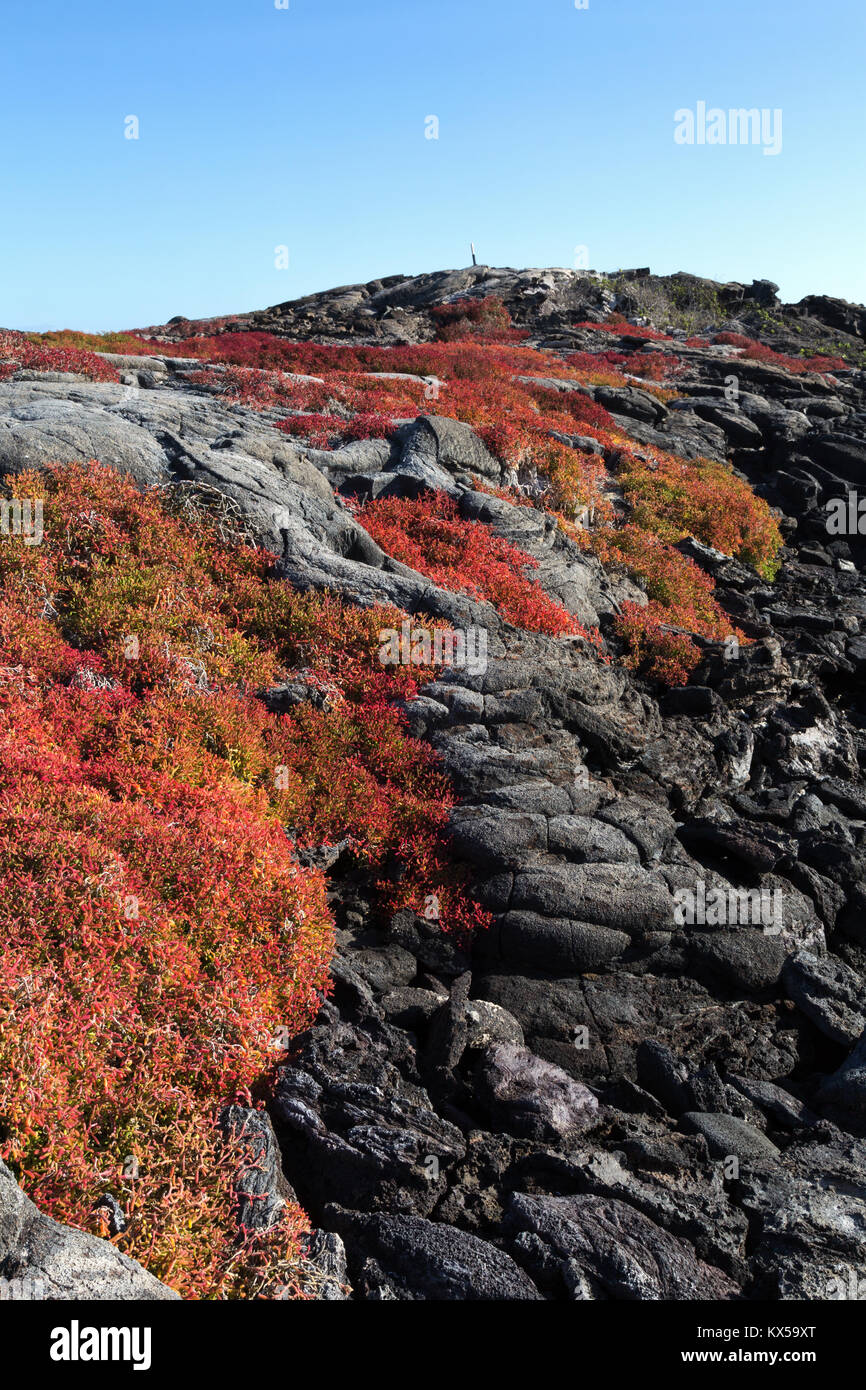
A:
471;242;477;266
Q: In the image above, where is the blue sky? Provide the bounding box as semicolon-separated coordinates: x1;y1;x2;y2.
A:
1;0;863;331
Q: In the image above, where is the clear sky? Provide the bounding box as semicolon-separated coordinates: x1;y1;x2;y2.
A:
2;0;863;331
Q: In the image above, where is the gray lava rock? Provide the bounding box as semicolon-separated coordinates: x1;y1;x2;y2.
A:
690;930;789;992
782;951;866;1046
448;806;547;869
636;1041;691;1116
511;863;674;936
548;814;641;864
329;1209;542;1300
506;1192;739;1299
349;945;418;994
302;1229;350;1300
728;1075;818;1129
486;911;629;974
474;1043;600;1142
381;986;448;1031
464;999;525;1050
680;1112;780;1164
820;1028;866;1115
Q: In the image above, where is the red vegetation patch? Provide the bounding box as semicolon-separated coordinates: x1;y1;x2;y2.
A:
358;491;604;648
569;442;778;678
0;461;487;1297
613;605;703;685
526;384;617;432
130;314;255;342
275;410;396;449
431;296;525;343
800;354;847;372
575;314;670;341
587;525;745;684
0;331;120;384
713;332;755;349
563;351;630;385
712;333;846;375
615;447;782;579
596;350;683;382
273;413;348;448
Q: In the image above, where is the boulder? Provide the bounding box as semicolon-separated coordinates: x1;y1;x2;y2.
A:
0;1160;178;1300
474;1043;601;1142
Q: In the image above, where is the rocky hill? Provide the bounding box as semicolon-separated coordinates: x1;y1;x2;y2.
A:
3;266;866;1301
141;264;866;360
